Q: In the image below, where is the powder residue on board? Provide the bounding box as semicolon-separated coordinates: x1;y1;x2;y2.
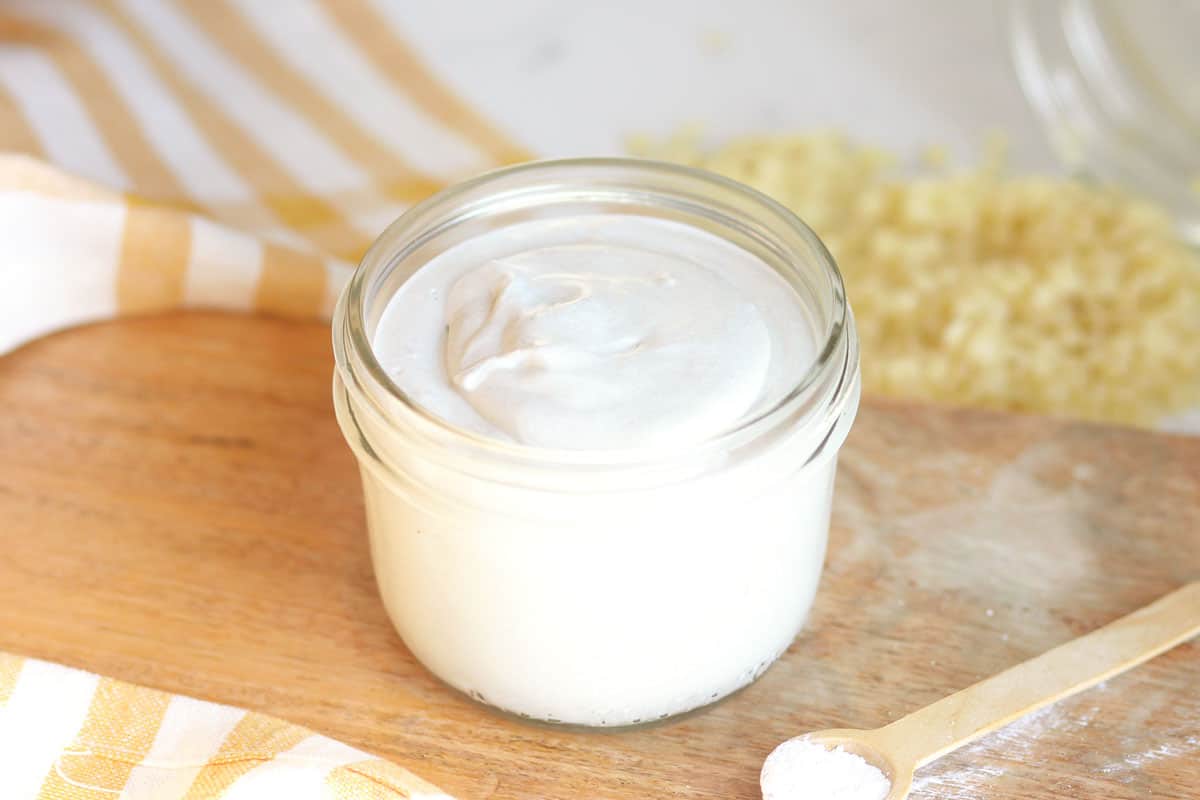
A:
840;437;1101;622
1099;735;1200;780
910;703;1099;800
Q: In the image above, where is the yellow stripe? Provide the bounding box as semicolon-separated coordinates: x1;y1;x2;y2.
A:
257;243;329;318
95;0;370;260
318;0;531;166
327;758;449;799
36;677;171;798
0;80;46;157
0;14;186;200
0;653;24;706
180;712;311;799
177;0;443;207
116;201;193;314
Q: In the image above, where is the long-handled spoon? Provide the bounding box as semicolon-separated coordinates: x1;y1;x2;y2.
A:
763;581;1200;800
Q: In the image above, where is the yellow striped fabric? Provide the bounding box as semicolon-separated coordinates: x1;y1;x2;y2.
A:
0;656;452;799
0;1;533;795
0;0;530;354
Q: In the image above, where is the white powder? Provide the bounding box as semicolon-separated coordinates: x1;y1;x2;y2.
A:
1100;735;1200;777
761;738;891;800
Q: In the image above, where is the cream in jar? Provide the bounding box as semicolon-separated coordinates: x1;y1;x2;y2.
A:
333;160;860;727
373;214;814;449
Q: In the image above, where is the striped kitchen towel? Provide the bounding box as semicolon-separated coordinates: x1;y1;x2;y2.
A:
0;1;531;796
0;0;529;354
0;654;450;799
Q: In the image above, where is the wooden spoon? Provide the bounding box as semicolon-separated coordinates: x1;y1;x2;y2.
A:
763;581;1200;800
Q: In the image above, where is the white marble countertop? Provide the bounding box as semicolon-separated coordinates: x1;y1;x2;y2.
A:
398;0;1058;167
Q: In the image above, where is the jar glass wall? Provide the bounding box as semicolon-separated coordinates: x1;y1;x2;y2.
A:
332;158;861;727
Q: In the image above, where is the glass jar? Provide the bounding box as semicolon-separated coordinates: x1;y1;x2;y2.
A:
1009;0;1200;244
331;158;861;727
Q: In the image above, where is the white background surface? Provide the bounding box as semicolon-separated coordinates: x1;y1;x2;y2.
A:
395;0;1059;168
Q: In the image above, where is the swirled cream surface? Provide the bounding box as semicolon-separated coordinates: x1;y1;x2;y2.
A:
373;214;815;449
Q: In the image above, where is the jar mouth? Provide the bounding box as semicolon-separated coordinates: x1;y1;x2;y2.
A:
334;157;857;468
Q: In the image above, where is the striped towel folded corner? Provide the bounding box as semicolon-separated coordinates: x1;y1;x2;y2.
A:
0;0;531;355
0;653;453;799
0;153;354;356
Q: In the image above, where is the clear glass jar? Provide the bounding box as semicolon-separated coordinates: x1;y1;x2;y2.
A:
1009;0;1200;244
331;158;860;727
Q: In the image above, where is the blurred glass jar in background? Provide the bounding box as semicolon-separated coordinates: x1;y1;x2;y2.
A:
1010;0;1200;245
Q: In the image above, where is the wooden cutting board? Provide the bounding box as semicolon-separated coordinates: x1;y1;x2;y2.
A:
1;312;1197;800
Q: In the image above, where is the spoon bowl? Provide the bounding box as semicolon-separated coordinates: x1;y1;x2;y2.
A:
765;729;914;800
794;730;914;800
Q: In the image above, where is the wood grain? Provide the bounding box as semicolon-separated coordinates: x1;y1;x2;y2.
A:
0;312;1197;800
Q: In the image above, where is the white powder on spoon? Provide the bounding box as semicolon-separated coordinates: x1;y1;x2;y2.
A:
761;738;891;800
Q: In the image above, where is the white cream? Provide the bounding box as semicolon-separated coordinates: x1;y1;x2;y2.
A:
373;215;816;449
443;244;769;449
340;210;859;727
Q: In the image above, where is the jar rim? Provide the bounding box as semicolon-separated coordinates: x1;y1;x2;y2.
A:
333;157;858;469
